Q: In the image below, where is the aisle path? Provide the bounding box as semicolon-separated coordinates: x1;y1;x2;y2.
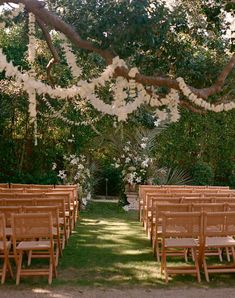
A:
58;201;162;286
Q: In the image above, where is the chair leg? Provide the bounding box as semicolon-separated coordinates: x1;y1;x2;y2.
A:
27;250;32;266
1;257;7;284
231;247;235;264
226;247;231;262
7;258;13;279
184;249;188;262
16;251;23;285
203;256;210;282
191;248;195;262
218;248;223;262
51;247;57;278
193;248;201;283
156;237;160;262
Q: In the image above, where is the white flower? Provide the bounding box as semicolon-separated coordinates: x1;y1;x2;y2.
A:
114;163;120;168
70;158;79;165
136;176;142;183
125;157;131;163
52;163;57;170
123;205;129;212
141;159;149;168
77;164;84;170
154;120;161;127
123;146;130;152
58;170;66;179
140;143;147;149
82;197;87;206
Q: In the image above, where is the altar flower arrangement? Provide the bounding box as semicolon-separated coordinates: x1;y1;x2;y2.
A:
53;153;92;195
112;137;155;187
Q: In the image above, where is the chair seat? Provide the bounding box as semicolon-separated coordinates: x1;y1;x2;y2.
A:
206;236;235;247
0;241;11;250
165;238;198;248
16;241;51;250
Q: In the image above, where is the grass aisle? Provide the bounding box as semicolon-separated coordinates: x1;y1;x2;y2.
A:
55;201;235;287
56;201;164;287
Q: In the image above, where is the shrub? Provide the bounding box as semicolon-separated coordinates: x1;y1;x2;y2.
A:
191;161;214;185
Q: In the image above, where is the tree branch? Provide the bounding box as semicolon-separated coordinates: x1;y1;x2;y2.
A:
36;17;60;85
179;100;206;114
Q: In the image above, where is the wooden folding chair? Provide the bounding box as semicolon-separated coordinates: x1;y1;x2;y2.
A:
152;204;191;262
161;211;202;283
11;213;57;285
0;214;13;284
202;211;235;282
192;204;227;262
23;206;62;266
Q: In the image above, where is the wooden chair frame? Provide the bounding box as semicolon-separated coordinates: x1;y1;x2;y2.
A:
161;211;202;283
11;212;57;285
0;214;13;284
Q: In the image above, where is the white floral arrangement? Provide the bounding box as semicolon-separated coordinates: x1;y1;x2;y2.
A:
112;137;154;185
52;153;91;194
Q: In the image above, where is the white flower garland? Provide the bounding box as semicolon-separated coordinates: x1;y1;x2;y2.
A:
177;77;235;112
59;33;83;80
41;96;99;126
0;6;234;128
28;13;36;64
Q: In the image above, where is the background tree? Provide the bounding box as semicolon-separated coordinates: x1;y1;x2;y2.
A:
0;0;234;189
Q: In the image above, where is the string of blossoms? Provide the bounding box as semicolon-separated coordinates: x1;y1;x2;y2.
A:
0;47;182;122
40;96;99;126
177;77;235;112
59;33;83;80
0;21;234;123
26;12;38;145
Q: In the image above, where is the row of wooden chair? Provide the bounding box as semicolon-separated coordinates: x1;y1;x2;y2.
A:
0;183;80;284
161;211;235;283
151;202;235;263
0;188;79;235
145;195;235;236
139;185;235;229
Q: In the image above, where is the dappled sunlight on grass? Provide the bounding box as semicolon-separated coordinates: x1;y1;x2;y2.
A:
56;202;163;286
54;202;235;288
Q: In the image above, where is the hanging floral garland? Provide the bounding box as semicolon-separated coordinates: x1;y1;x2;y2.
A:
40;96;99;126
0;7;234;130
59;33;83;80
177;77;235;112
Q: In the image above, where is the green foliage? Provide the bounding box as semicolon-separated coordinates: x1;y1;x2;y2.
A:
94;161;122;196
191;161;214;185
153;167;192;185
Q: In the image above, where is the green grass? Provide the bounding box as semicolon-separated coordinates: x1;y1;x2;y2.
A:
4;201;235;288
